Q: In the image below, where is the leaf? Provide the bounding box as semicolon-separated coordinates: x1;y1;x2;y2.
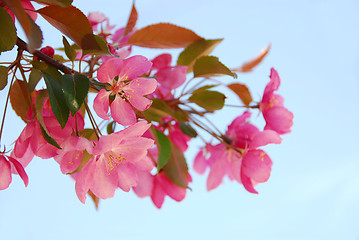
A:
177;39;223;73
33;0;73;7
188;90;226;111
32;60;62;82
193;56;236;79
28;69;42;92
128;23;203;49
191;84;218;94
62;36;76;61
0;8;17;53
39;124;61;149
87;190;99;210
179;122;197;138
151;128;172;171
42;72;69;128
37;5;96;50
10;80;32;121
82;34;110;55
106;121;115;134
233;44;271;73
143;99;173;123
0;66;9;90
227;83;252;106
163;142;188;188
79;128;98;141
123;2;138;36
3;0;43;51
61;74;89;116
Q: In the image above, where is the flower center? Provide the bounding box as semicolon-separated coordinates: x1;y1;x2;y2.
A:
104;152;126;174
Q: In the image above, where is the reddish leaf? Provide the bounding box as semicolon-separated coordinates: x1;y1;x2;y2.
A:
128;23;203;49
3;0;43;51
233;44;271;73
33;0;73;7
37;5;96;50
10;80;32;122
0;66;9;90
227;83;253;106
177;39;223;73
123;2;138;36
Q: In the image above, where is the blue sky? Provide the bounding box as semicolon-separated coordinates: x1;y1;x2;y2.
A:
1;0;359;239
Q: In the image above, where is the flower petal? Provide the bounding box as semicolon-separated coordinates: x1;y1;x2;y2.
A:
151;54;172;70
119;55;152;80
133;171;154;198
206;152;227;191
116;163;138;192
110;96;136;126
240;171;258;194
241;149;272;183
151;178;166;209
0;156;11;190
93;89;111;120
8;156;29;187
97;58;123;84
263;106;294;134
193;150;207;174
155;66;187;90
249;130;282;149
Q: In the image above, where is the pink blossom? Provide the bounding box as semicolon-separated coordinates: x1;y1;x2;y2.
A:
133;170;191;209
260;68;293;134
194;111;282;193
151;54;187;90
93;56;157;126
0;153;28;190
87;12;115;34
75;121;154;203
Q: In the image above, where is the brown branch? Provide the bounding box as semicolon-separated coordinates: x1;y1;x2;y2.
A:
16;37;77;75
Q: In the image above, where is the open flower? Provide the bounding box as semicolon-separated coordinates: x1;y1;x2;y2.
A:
75;121;154;203
260;68;293;134
93;56;157;126
0;153;28;190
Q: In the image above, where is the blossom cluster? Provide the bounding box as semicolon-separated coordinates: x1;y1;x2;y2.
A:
0;1;293;209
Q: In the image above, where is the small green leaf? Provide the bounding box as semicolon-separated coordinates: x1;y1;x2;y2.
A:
143;99;172;123
62;36;77;61
61;74;89;116
163;142;189;188
177;39;223;73
28;69;42;92
0;66;9;90
0;8;17;53
42;72;69;128
179;122;197;138
188;90;226;111
193;56;236;79
33;0;73;7
106;121;116;135
151;128;172;171
79;128;98;141
227;83;252;106
191;84;218;94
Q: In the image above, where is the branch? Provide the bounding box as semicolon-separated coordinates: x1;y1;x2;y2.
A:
16;37;77;75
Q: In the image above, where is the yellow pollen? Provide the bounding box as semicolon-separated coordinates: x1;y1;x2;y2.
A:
260;152;266;161
106;153;126;174
123;75;129;80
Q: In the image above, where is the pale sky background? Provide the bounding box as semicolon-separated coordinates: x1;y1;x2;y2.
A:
1;0;359;239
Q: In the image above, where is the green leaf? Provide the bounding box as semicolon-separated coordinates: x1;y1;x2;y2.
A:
10;80;32;122
193;56;236;79
106;121;116;135
33;0;73;7
151;128;172;171
39;124;61;149
177;39;223;73
0;8;17;53
3;0;43;51
0;66;9;90
128;23;203;49
179;122;197;138
61;74;89;116
191;84;218;94
143;99;172;123
28;69;42;92
42;72;69;128
62;36;76;61
163;142;189;188
227;83;252;106
188;90;226;111
82;34;110;55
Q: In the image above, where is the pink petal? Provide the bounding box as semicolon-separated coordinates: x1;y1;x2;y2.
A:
93;89;111;120
193;150;207;174
241;149;272;183
97;58;123;84
126;77;158;95
151;178;166;209
118;121;152;139
158;173;187;202
133;171;154;198
75;158;96;203
0;156;11;190
249;130;282;149
151;54;172;70
155;66;187;90
116;163;138;192
8;156;28;187
127;94;152;111
263;106;294;134
22;0;37;21
206;153;227;191
110;96;136;126
119;55;152;80
59;151;83;174
240;171;258;194
263;68;281;95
